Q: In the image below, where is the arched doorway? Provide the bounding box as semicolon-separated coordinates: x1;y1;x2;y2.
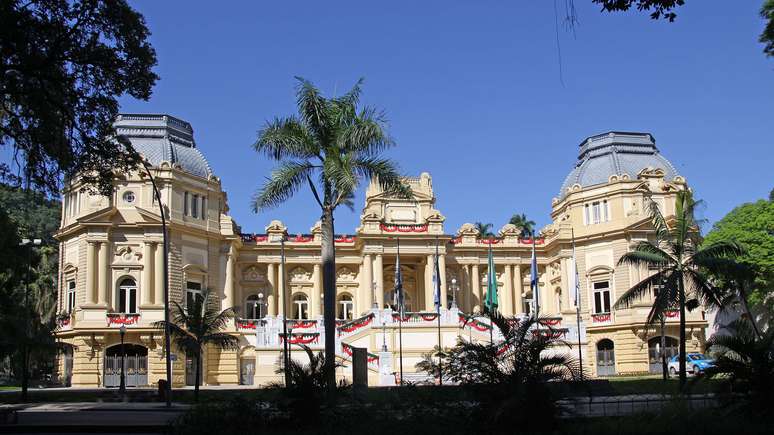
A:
596;339;616;377
104;344;148;387
648;336;679;374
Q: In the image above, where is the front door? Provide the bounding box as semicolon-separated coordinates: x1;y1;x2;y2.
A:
103;345;148;387
240;358;255;385
596;339;616;377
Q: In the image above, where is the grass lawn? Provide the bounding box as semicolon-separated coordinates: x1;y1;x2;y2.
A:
0;386;20;391
605;375;725;396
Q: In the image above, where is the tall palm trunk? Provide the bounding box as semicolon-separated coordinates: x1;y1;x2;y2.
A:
678;274;687;389
195;350;201;402
738;287;762;340
660;317;668;381
320;208;337;392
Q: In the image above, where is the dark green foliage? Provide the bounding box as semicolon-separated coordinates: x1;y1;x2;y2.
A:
703;198;774;307
702;319;774;417
508;213;535;237
154;289;239;401
474;222;494;239
592;0;685;21
269;345;346;426
1;0;158;195
761;0;774;57
416;314;581;432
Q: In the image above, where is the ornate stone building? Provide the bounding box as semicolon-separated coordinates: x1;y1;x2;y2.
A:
54;115;707;387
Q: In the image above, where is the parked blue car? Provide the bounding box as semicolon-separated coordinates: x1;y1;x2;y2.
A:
668;353;714;376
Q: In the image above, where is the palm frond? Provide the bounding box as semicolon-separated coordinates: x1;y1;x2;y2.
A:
337;106;394;156
294;77;330;142
617;241;671;268
683;268;724;312
251;161;315;212
613;270;671;310
254;117;319;161
352;156;412;199
202;332;240;351
692;240;744;267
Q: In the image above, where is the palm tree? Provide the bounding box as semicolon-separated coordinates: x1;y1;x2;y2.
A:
251;78;411;390
154;289;238;401
417;314;580;430
508;213;535;238
702;319;774;415
474;222;494;239
614;191;742;389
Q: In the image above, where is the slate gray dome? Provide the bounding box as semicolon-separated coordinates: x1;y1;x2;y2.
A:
559;132;679;198
114;114;212;179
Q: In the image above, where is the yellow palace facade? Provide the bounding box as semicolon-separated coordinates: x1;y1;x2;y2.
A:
53;114;707;388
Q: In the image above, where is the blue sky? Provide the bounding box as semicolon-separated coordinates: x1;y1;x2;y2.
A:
116;1;772;234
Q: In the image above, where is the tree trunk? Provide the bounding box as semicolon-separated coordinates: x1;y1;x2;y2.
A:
678;274;687;390
320;208;337;393
660;317;667;381
20;345;29;402
195;350;201;402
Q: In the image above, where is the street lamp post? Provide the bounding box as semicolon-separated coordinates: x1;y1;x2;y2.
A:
270;233;290;387
119;324;127;393
140;160;172;407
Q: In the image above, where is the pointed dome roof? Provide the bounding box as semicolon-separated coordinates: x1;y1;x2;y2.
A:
114;114;213;179
559;132;679;198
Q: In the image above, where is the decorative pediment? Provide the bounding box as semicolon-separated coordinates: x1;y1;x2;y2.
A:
114;245;142;262
337;267;357;282
242;266;265;282
62;263;78;275
498;223;519;236
77;206;119;225
289;267;311;282
182;264;207;275
426;208;445;222
265;220;287;233
637;167;665;179
457;223;479;237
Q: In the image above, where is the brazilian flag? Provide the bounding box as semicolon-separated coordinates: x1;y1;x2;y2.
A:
484;245;498;313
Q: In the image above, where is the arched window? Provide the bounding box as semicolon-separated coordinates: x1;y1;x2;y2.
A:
117;278;137;314
244;294;266;319
292;294;309;320
337;294;354;320
596;339;616;376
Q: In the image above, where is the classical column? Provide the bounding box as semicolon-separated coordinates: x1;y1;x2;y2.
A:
278;261;286;317
424;255;434;311
97;241;109;306
373;254;384;309
502;264;514;316
438;254;447;310
514;265;524;315
560;258;570;314
153;242;164;306
361;254;373;311
266;263;276;316
463;265;471;313
415;263;424;309
223;246;236;310
472;263;481;313
85;241;96;304
142;242;153;306
311;263;321;317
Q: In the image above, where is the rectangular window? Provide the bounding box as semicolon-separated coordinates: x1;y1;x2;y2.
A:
201;197;206;220
184;192;189;216
186;281;203;312
66;280;76;313
592;202;601;224
191;194;198;219
593;281;611;314
603;200;609;222
584;204;590;225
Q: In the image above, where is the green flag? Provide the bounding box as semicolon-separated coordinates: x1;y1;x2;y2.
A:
484;245;498;313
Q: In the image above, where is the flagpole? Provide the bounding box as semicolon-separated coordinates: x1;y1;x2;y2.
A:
435;236;443;385
396;237;404;386
532;230;540;319
488;242;494;344
572;228;584;381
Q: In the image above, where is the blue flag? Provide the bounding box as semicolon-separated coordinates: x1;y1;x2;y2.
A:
433;254;441;312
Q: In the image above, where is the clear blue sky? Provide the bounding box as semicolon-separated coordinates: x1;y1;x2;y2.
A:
116;0;773;235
